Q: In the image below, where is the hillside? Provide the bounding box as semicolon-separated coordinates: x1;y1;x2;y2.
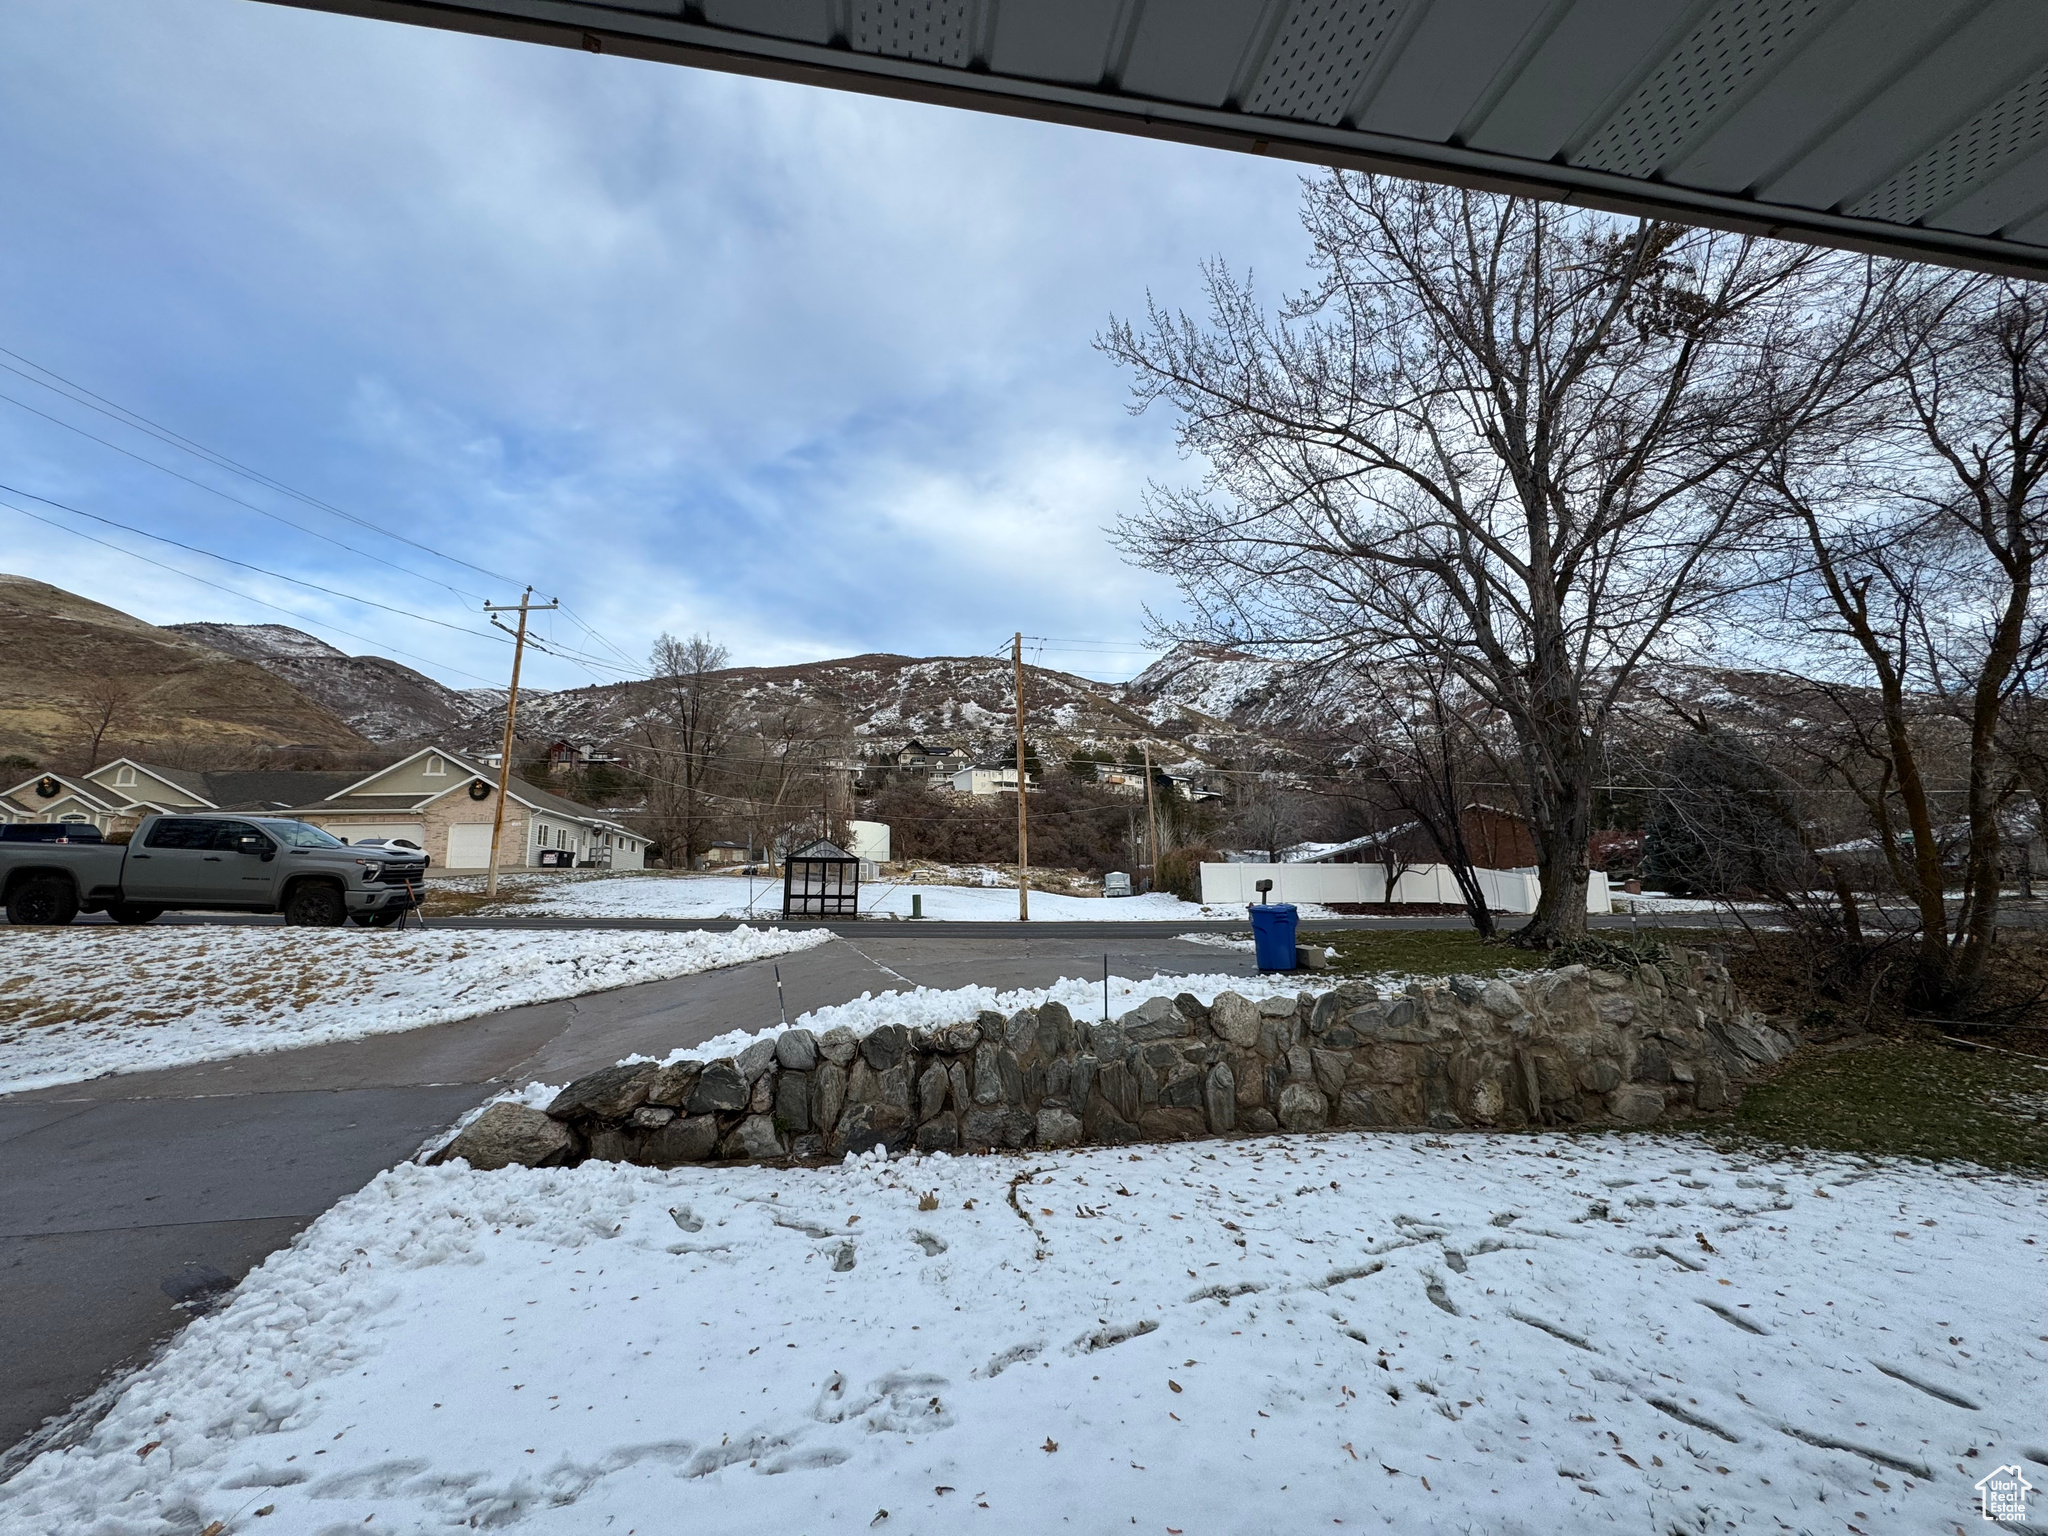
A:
491;652;1274;773
167;622;480;743
0;575;369;768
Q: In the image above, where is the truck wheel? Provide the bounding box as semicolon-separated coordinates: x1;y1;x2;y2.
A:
107;903;163;926
7;876;79;926
283;882;347;927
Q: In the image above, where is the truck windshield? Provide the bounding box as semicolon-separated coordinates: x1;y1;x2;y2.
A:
270;822;345;849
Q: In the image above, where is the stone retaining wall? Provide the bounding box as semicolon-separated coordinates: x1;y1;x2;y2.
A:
434;947;1796;1172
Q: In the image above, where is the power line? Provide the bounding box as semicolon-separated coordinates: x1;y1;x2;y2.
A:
0;346;531;592
0;343;656;677
0;497;506;685
0;481;516;646
0;386;489;603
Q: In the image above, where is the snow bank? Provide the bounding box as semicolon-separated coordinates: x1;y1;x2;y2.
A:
637;966;1409;1067
461;871;1332;923
7;1135;2038;1533
0;926;832;1094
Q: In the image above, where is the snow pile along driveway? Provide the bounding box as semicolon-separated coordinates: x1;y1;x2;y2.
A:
465;871;1330;922
0;926;831;1094
6;1135;2039;1532
638;966;1378;1066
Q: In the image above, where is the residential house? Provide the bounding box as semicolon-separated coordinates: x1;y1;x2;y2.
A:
544;740;620;769
945;763;1040;796
1099;767;1222;803
888;741;971;779
0;748;649;871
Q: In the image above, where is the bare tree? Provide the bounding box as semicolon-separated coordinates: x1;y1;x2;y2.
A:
1103;174;1888;944
1763;274;2048;1006
1230;776;1305;862
637;633;735;868
70;676;133;772
729;696;852;859
1334;663;1503;935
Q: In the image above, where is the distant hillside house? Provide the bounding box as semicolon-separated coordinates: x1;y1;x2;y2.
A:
946;764;1040;796
1098;767;1222;802
545;739;619;768
889;740;971;778
0;748;647;871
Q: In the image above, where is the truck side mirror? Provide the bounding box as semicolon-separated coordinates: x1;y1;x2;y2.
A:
238;834;273;860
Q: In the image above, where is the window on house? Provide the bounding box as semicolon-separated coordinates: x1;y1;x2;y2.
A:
425;755;445;777
114;765;136;788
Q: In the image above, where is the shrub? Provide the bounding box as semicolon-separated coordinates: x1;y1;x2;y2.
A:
1155;845;1218;902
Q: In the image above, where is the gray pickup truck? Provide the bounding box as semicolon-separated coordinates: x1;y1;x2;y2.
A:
0;813;429;927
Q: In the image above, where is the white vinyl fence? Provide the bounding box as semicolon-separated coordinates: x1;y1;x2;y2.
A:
1200;862;1610;916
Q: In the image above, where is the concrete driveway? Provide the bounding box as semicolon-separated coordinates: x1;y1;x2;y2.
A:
0;926;1254;1467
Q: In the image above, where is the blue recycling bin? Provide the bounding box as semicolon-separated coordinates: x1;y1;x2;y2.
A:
1249;903;1299;972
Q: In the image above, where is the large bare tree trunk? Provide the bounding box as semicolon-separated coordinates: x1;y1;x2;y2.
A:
1767;275;2047;1007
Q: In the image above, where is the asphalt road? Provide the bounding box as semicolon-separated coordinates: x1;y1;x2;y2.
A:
58;910;1753;933
0;926;1267;1468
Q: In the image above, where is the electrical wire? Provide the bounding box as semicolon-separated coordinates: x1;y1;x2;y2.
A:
0;497;506;684
0;481;515;646
0;347;530;592
0;343;655;676
0;387;490;603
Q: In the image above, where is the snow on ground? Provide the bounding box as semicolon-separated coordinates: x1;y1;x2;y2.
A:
455;871;1332;923
1620;895;1773;914
0;927;831;1095
635;967;1395;1069
7;1135;2039;1534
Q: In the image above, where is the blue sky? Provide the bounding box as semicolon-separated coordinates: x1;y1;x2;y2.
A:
0;0;1313;691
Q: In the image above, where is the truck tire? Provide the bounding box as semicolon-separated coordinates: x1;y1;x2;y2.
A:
282;881;347;927
7;876;79;926
108;903;163;926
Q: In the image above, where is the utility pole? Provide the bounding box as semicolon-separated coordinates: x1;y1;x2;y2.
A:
482;587;557;897
1013;631;1029;922
1142;738;1161;895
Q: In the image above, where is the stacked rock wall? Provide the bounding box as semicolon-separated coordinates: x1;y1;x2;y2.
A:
434;948;1796;1172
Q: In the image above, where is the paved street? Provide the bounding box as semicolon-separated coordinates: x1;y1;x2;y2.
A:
62;910;1750;933
0;926;1257;1464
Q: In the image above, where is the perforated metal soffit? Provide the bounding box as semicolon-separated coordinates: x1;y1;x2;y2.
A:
263;0;2048;276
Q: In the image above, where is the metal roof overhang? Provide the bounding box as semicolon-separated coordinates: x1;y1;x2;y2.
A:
257;0;2047;279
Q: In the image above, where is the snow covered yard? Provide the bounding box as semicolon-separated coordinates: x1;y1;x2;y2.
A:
0;926;831;1094
447;870;1322;923
7;1133;2040;1534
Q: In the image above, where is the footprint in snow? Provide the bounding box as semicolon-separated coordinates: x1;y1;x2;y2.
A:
974;1341;1043;1378
669;1206;704;1233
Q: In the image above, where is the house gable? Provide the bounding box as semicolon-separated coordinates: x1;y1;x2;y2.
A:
86;759;216;809
331;747;482;803
3;772;127;818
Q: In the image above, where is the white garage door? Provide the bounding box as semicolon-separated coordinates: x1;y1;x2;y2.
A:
340;822;426;847
445;823;497;868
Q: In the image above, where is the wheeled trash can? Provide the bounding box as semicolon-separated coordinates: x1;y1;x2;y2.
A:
1249;902;1299;972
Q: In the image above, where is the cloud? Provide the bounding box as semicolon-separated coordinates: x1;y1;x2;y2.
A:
0;0;1311;689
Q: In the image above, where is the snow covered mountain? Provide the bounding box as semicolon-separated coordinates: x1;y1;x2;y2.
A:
166;623;484;744
490;651;1270;773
